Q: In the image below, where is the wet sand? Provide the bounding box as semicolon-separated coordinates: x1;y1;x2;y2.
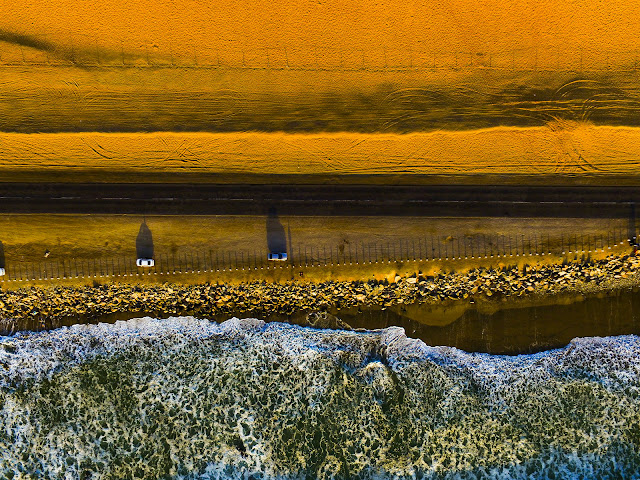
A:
335;289;640;354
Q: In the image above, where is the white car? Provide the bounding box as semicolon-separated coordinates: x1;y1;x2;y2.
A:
268;252;287;261
0;268;4;276
136;258;155;267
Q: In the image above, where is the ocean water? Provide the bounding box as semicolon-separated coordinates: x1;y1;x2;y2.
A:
0;317;639;479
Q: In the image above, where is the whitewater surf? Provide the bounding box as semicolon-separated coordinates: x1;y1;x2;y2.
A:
1;317;639;479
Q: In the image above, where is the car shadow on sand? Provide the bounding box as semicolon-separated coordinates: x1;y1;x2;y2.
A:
266;208;287;255
136;221;154;259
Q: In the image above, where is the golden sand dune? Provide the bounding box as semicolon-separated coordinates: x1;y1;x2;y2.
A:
1;65;639;135
1;0;639;68
2;1;639;185
1;125;638;178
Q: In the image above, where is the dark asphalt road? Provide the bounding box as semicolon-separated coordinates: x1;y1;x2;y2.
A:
0;183;638;217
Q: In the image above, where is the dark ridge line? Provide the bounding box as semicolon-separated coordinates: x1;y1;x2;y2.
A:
0;29;55;53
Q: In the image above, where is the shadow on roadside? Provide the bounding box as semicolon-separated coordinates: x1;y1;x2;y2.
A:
136;221;154;258
266;207;287;254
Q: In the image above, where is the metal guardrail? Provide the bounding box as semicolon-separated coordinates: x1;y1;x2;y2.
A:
0;229;632;283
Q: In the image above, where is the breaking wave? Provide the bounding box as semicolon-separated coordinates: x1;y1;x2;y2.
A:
0;316;639;479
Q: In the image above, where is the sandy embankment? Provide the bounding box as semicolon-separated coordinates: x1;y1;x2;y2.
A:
0;125;639;180
2;0;640;68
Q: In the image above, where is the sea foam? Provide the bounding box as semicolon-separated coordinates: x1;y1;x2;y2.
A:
0;317;639;479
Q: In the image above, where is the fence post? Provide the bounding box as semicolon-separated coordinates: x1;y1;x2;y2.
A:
533;234;537;255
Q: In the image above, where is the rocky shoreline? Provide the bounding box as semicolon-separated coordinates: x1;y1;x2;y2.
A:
1;253;639;333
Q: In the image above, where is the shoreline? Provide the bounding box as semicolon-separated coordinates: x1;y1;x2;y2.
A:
1;253;639;336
